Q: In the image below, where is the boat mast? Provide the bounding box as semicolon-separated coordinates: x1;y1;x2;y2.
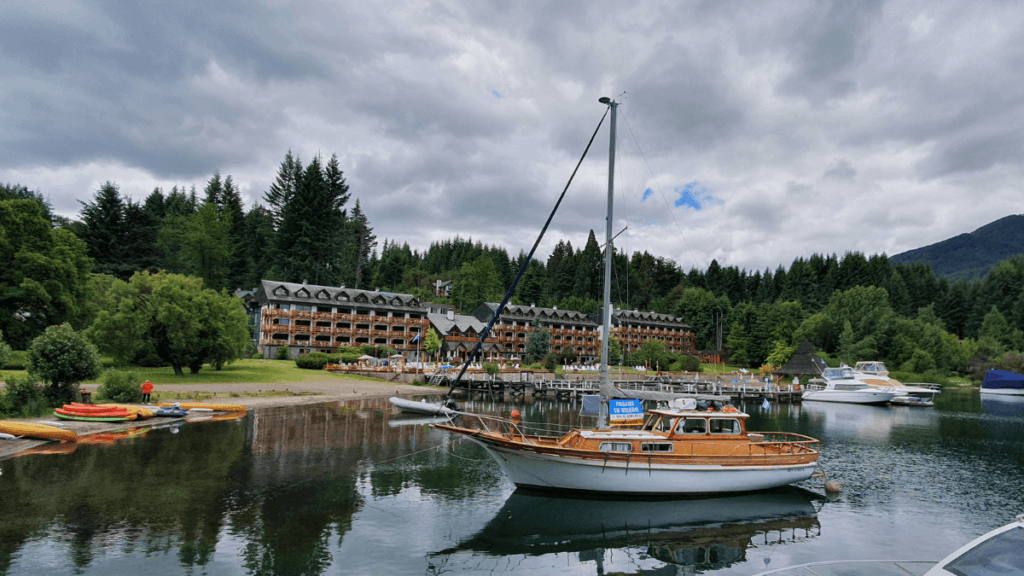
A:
598;96;617;429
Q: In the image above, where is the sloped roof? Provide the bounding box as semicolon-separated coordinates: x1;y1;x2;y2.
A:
427;312;487;336
254;280;421;310
480;302;598;325
778;340;827;375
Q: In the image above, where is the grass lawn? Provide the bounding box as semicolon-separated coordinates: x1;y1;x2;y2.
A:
1;358;400;386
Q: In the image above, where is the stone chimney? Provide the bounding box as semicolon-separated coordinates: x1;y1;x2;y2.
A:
447;310;455;321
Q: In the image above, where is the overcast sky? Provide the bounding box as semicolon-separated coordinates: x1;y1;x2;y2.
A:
3;0;1022;273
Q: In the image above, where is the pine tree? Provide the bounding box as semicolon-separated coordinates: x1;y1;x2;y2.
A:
349;200;376;289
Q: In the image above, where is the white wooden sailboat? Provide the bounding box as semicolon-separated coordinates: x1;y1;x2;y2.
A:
435;97;821;495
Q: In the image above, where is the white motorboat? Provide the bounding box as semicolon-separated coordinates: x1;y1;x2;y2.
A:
434;97;821;496
803;366;899;405
853;361;941;402
924;513;1024;575
980;369;1024;397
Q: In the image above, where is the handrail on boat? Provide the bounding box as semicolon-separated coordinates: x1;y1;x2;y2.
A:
726;432;820;457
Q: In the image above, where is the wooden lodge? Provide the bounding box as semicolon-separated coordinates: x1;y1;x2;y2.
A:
252;280;699;365
253;280;429;360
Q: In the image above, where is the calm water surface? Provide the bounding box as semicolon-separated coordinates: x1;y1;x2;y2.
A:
2;390;1023;575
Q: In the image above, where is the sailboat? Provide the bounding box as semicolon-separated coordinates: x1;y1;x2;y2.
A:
434;97;821;495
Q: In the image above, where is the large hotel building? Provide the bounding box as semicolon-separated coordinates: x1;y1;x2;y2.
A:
252;280;696;362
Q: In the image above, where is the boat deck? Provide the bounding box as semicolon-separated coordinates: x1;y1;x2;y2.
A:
753;560;935;575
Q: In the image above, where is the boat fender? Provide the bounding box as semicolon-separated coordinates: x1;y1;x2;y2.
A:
711;401;723;410
695;401;710;411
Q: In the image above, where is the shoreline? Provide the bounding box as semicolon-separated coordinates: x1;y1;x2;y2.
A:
1;379;445;459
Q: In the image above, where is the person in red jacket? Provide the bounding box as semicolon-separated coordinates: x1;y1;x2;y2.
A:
142;380;154;403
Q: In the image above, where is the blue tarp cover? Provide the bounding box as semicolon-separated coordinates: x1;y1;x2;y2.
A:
982;370;1024;390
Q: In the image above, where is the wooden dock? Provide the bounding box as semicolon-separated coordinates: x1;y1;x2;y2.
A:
430;372;803;404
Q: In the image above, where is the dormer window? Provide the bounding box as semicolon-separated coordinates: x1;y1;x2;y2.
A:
316;290;330;300
296;288;310;298
273;287;289;297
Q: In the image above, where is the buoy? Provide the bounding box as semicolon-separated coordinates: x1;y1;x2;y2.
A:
510;410;521;419
825;480;841;493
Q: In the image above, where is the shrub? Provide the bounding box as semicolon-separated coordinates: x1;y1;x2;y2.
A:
276;345;290;360
483;362;500;375
1;375;48;417
340;352;360;363
295;352;330;369
543;354;557;371
0;330;11;369
94;369;144;403
27;324;101;406
670;354;702;372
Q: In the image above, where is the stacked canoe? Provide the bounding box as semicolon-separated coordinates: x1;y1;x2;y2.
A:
54;404;135;422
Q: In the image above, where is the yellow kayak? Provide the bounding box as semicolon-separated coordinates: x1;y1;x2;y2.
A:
103;404;155;419
0;420;79;442
156;402;247;412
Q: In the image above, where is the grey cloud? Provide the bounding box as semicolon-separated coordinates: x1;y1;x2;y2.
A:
778;0;883;102
823;159;856;181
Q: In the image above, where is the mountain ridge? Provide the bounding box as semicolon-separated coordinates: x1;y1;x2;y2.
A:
889;214;1024;279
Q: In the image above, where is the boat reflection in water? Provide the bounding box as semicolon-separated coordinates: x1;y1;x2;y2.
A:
432;487;820;573
981;393;1024;418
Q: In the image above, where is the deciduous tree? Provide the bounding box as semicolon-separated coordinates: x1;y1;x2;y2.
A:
89;271;250;376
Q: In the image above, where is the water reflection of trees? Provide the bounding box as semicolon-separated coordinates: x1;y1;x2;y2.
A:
0;419;249;574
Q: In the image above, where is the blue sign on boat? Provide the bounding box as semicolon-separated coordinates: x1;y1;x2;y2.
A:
609;398;643;425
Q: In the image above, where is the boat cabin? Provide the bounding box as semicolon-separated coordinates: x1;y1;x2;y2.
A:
853;361;890;376
641;406;751;439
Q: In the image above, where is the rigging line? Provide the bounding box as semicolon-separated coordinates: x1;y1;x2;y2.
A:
618;108;708;288
446;107;610;398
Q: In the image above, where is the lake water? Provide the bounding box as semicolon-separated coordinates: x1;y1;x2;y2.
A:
2;390;1023;575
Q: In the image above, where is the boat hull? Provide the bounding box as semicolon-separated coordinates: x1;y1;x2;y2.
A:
802;390;896;405
389;396;455;416
466;436;817;495
979;388;1024;397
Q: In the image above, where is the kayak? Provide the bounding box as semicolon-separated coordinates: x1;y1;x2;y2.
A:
56;406;133;419
157;402;247;412
0;420;79;442
99;404;155;419
54;410;130;422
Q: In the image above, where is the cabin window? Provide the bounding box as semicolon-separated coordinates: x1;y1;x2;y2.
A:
709;418;741;434
676;418;707;435
598;442;632;453
640;443;674;453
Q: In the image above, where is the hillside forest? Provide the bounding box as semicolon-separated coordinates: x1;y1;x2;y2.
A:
2;151;1023;377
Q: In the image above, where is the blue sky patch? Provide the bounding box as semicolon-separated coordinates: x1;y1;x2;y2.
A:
493;90;502;98
674;182;723;211
641;187;653;202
